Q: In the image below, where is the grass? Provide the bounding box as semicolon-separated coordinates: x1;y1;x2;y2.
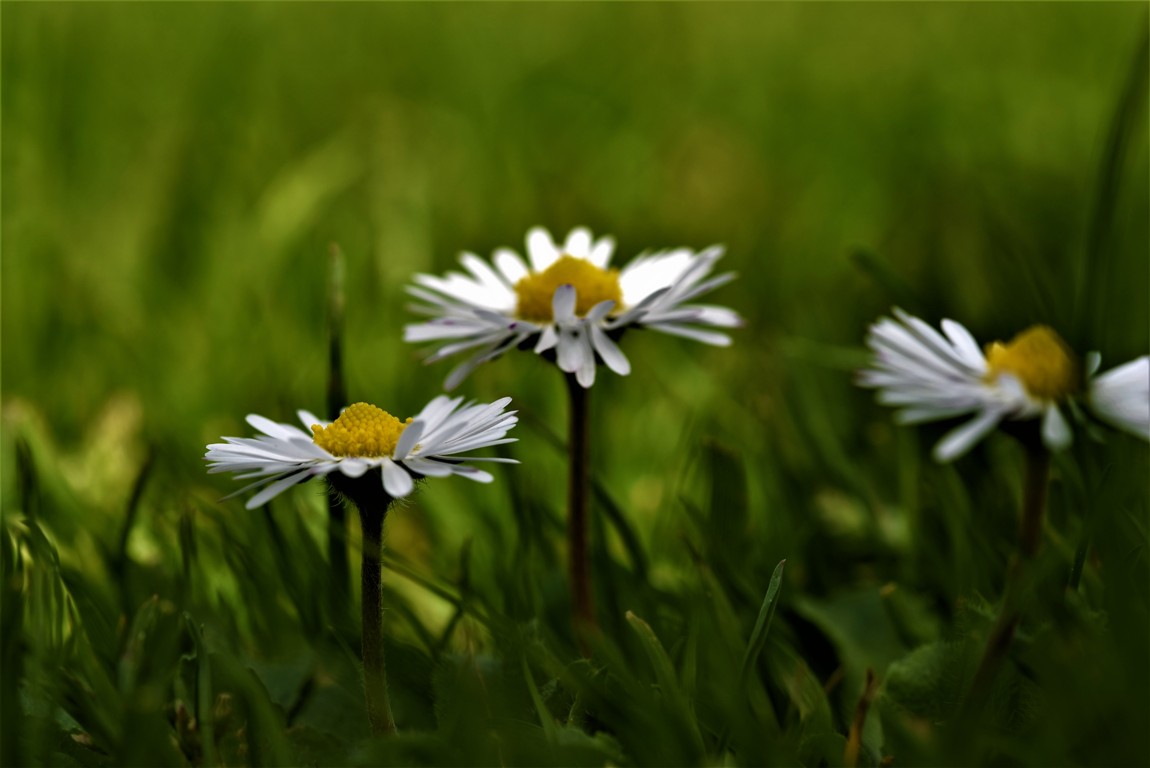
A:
3;4;1148;766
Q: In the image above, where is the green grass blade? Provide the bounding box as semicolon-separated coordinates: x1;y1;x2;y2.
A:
624;610;705;759
520;653;558;746
183;614;216;768
738;559;787;690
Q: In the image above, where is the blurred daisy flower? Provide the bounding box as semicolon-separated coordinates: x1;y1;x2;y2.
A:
859;308;1149;461
205;396;518;507
404;226;743;389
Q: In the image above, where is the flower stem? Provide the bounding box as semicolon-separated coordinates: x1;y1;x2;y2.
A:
565;373;597;650
359;503;397;736
956;442;1049;732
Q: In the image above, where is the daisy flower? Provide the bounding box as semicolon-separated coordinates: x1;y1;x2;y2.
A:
404;226;743;389
205;396;518;508
858;308;1149;462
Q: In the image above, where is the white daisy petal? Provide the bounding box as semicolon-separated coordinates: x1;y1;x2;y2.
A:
244;467;316;510
338;457;372;479
380;458;415;498
413;271;512;313
860;312;994;432
693;306;744;328
414;395;461;427
394;419;424;460
556;325;586;375
987;373;1038;414
527;227;560;272
941;319;987;371
220;476;287;504
446;455;519;464
298;410;327;430
589;236;615;268
586;300;617;323
435;330;528;392
461;251;513;291
895;405;986;425
618;249;693;305
427;435;518;456
564;227;593;259
575;332;597;387
534;325;559;353
1041;406;1073;451
493;248;530;285
553;284;577;322
649;323;733;346
1090;356;1150;440
446;465;495;483
663;271;738;308
246;414;310;442
401;457;458;478
894;309;984;376
934;410;1005;462
424;329;518;363
1084;351;1102;377
444;355;485;392
404;319;497;343
209;439;320;463
590;325;631;376
606;287;672;329
405;284;470;313
871;319;972;381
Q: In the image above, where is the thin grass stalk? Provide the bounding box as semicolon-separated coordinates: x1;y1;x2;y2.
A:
1067;536;1089;592
843;668;879;768
1067;455;1106;593
565;373;596;648
326;244;350;622
1075;19;1148;350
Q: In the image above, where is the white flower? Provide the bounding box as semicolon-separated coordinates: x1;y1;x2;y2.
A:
205;396;518;508
404;226;742;389
858;308;1149;462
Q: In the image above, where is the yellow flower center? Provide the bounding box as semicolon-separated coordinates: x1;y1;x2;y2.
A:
984;325;1079;401
514;255;623;323
311;402;412;457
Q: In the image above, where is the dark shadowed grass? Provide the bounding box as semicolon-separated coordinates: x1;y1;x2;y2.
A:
3;4;1148;766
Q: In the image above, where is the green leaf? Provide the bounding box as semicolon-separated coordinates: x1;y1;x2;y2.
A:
738;559;786;690
882;641;965;722
521;653;558;746
624;611;704;759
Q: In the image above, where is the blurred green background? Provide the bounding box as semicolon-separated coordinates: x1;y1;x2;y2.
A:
3;3;1148;766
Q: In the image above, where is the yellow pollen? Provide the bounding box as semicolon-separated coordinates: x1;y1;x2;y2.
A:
514;255;623;323
984;325;1080;401
311;402;412;458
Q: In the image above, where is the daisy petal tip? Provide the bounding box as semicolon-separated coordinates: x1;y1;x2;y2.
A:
465;469;496;483
1042;407;1073;451
576;366;596;388
381;459;415;499
930;443;960;464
